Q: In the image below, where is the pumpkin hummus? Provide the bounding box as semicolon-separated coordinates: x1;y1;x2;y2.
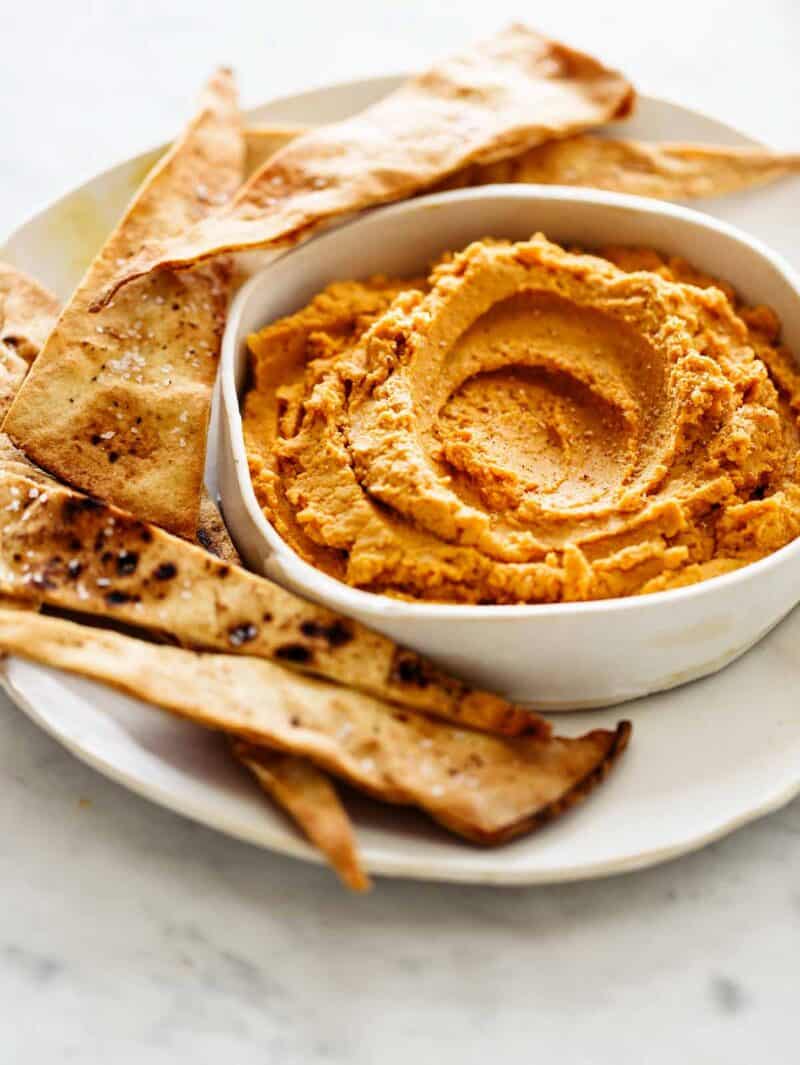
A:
243;237;800;604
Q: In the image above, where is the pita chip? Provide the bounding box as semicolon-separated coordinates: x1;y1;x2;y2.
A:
234;742;370;891
0;346;30;426
443;134;800;199
0;270;235;562
196;492;241;563
3;69;244;539
0;263;60;365
0;468;544;736
0;608;630;845
246;123;800;202
92;24;634;306
0;264;60;419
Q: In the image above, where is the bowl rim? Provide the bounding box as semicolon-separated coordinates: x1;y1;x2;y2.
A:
219;183;800;622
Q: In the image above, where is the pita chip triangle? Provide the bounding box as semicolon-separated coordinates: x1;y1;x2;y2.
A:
4;68;244;539
92;24;634;305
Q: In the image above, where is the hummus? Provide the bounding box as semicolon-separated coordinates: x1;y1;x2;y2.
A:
243;237;800;604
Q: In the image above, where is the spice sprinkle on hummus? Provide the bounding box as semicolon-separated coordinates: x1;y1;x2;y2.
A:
244;236;800;604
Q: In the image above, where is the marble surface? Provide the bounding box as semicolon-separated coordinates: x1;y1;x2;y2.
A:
1;1;798;1059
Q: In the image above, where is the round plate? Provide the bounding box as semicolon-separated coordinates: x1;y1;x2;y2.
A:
1;80;799;884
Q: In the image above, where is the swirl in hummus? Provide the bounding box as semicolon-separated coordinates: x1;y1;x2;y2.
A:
243;237;800;604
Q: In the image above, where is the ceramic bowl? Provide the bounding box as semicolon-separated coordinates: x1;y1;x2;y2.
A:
217;186;800;709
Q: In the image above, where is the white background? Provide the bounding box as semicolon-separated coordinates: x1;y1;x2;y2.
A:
1;1;798;1061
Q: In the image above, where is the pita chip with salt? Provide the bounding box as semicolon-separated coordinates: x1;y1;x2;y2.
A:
3;69;244;540
0;608;630;845
92;24;634;306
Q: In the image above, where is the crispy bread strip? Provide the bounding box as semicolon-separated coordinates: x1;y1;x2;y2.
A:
246;124;800;202
0;270;239;566
233;742;370;891
3;70;244;539
0;469;543;736
92;24;634;307
444;134;800;199
0;608;630;844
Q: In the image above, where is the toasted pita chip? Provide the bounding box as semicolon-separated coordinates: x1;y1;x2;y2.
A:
3;70;244;540
245;123;800;202
442;134;800;199
233;742;370;891
0;433;51;481
244;124;308;176
3;419;240;565
0;608;630;843
0;257;240;566
0;263;60;365
0;264;60;419
0;347;29;424
0;468;543;736
197;492;241;563
92;25;634;307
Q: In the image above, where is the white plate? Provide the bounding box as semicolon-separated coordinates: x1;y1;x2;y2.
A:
1;78;799;884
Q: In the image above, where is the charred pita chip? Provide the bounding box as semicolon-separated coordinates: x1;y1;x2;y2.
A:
3;69;244;540
0;468;543;736
0;608;630;844
0;264;60;419
233;742;370;891
442;134;800;199
92;24;634;306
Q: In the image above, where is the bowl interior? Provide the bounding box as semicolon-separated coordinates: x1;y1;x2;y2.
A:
220;185;800;617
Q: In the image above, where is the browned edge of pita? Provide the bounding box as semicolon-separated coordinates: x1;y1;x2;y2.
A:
2;424;234;565
91;23;635;307
233;741;370;891
435;721;632;844
0;467;546;736
0;608;631;847
3;69;244;540
0;262;60;364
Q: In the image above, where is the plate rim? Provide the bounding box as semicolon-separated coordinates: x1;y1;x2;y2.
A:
1;74;797;886
4;654;798;885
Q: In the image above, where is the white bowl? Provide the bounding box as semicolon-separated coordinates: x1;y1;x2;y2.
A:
217;186;800;709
